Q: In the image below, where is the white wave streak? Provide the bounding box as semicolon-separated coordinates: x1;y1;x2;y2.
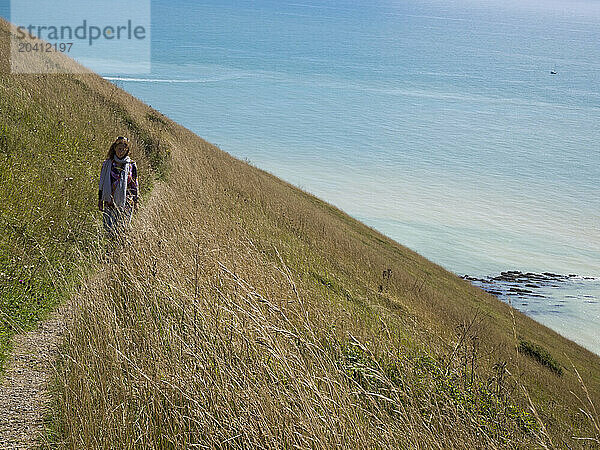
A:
103;75;249;83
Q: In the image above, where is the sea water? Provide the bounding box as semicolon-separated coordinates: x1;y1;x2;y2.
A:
7;0;599;352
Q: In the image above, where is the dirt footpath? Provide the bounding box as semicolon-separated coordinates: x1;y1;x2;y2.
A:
0;303;71;449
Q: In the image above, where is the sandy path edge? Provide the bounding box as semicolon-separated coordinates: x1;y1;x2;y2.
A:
0;303;72;449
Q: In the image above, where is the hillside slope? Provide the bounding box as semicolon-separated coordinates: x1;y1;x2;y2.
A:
1;18;598;448
0;18;170;370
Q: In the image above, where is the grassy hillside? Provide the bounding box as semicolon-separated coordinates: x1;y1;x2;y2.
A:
0;18;169;369
1;18;599;448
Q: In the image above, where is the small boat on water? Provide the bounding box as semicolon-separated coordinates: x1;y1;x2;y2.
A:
550;70;557;75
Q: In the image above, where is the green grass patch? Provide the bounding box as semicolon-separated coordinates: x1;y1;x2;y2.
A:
341;342;539;440
519;339;564;376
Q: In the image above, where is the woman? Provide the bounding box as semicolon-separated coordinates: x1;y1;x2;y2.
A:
98;136;139;239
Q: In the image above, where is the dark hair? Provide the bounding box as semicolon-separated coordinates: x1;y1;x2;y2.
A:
107;137;130;159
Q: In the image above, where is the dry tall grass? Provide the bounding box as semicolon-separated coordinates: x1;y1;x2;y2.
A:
49;130;599;448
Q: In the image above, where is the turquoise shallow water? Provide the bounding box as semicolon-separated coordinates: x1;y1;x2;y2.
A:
6;1;599;352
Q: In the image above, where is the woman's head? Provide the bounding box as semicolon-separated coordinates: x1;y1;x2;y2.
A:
107;136;130;160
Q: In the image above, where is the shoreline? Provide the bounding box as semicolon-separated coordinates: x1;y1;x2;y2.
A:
463;270;600;355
